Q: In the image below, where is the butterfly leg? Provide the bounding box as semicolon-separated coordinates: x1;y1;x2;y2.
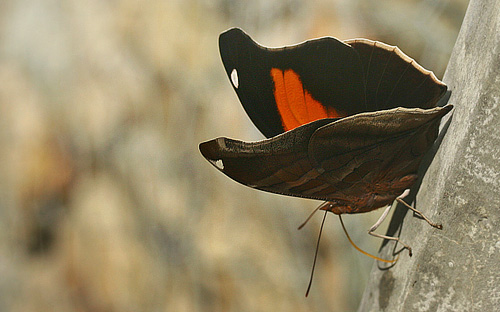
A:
395;197;443;229
368;205;413;256
395;188;442;229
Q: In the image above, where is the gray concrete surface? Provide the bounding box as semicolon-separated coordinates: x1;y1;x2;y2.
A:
358;0;500;311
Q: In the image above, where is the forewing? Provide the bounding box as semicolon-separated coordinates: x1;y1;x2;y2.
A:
346;39;447;111
199;118;338;197
219;28;283;138
199;106;453;208
304;106;453;204
219;28;366;137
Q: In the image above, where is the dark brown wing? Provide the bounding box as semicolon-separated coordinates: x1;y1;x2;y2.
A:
199;118;337;190
345;39;447;111
307;105;453;213
199;106;452;213
219;28;366;138
219;29;447;138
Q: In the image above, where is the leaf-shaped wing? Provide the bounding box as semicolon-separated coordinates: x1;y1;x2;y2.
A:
305;105;453;213
199;105;452;214
199;118;337;195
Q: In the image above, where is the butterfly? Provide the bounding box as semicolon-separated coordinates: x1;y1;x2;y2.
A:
200;28;452;217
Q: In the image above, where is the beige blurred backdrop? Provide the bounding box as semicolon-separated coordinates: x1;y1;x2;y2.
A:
0;0;467;311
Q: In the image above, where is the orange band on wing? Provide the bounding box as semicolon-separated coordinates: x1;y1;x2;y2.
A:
271;68;302;130
271;68;343;132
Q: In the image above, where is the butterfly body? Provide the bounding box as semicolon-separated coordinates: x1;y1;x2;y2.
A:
201;28;452;215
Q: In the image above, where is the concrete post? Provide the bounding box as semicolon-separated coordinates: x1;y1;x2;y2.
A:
358;0;500;310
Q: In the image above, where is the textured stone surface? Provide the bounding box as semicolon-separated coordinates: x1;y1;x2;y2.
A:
358;0;500;311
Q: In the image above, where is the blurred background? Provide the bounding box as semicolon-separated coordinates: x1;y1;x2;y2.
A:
0;0;467;311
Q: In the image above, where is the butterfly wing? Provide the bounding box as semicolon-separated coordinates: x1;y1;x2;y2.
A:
346;39;447;111
219;29;447;138
199;118;338;193
307;105;453;213
219;28;365;138
199;106;452;213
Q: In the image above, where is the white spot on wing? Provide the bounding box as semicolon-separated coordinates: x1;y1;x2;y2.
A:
214;159;224;170
230;68;239;88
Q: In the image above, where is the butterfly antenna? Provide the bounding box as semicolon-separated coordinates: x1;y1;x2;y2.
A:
338;215;399;264
305;210;328;297
298;202;329;230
